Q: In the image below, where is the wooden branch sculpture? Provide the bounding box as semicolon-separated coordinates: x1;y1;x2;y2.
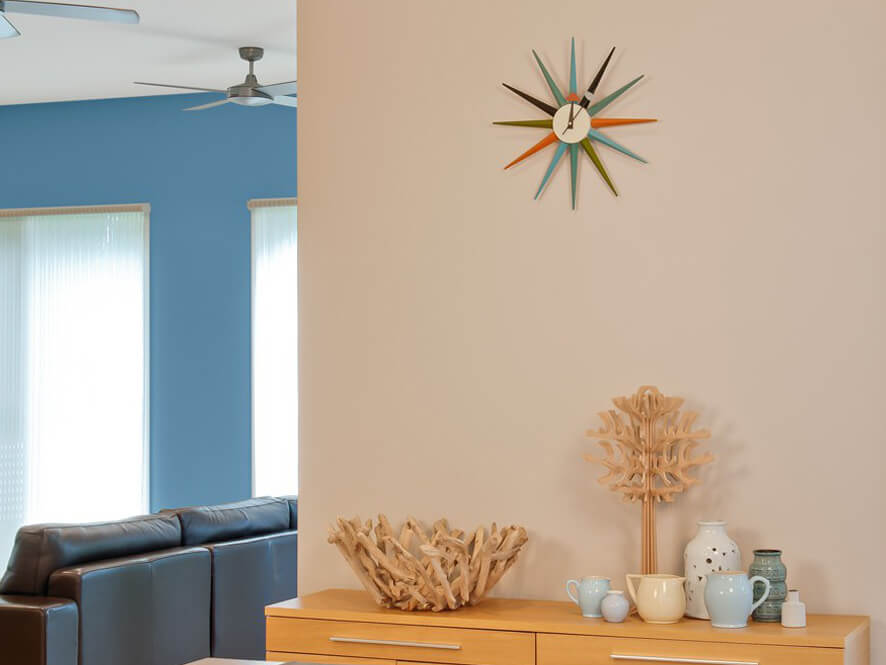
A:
328;515;528;611
585;385;713;574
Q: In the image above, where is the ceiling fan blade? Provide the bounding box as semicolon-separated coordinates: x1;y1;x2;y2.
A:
257;80;297;97
270;95;298;108
1;1;138;23
133;81;227;93
0;12;21;37
183;99;232;112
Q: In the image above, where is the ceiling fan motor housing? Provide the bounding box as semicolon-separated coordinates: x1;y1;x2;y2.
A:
228;73;273;106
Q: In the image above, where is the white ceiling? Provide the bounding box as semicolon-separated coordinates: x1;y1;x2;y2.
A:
0;0;297;105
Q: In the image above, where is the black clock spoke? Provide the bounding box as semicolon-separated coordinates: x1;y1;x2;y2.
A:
502;83;558;116
580;46;616;109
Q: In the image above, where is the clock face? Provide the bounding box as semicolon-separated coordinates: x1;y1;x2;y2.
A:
494;38;657;209
552;103;591;144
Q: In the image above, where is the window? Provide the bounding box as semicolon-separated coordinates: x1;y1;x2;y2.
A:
250;198;298;497
0;205;149;563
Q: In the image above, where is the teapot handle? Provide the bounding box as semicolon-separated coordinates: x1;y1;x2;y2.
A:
749;576;771;614
565;579;581;606
625;574;642;604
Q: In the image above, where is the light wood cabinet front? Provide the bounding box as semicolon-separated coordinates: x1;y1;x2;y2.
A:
537;633;844;665
266;652;396;665
266;617;535;665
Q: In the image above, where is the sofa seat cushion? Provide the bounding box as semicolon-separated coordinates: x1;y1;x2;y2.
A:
0;514;182;595
204;530;297;659
173;497;290;546
48;547;211;665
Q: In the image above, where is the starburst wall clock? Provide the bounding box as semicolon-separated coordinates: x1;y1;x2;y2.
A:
495;39;656;209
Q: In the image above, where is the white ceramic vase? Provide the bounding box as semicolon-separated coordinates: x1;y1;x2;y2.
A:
683;520;741;619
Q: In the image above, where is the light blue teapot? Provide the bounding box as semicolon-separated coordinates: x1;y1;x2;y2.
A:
566;576;610;618
704;570;771;628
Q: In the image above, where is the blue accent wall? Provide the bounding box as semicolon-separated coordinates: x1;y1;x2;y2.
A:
0;93;297;510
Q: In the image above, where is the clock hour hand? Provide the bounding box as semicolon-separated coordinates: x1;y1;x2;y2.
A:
567;101;576;129
580;46;615;109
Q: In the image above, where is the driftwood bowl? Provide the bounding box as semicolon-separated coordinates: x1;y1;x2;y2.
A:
328;515;528;611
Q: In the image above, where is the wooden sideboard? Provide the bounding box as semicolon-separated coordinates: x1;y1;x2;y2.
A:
266;588;869;665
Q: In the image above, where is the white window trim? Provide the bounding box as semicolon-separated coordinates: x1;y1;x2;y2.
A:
248;197;297;497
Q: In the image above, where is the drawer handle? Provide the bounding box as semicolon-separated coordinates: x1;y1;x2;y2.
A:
329;636;462;650
611;656;758;665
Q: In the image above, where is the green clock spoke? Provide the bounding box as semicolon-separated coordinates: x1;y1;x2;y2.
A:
587;75;644;116
580;138;618;196
580;47;615;108
502;83;558;116
493;119;554;129
569;38;577;96
587;128;647;163
569;144;579;209
534;142;568;199
531;49;567;106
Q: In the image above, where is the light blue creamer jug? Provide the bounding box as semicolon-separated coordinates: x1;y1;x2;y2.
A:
704;570;771;628
566;576;610;618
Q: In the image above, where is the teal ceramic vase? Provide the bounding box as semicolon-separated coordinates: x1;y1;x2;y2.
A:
749;549;787;622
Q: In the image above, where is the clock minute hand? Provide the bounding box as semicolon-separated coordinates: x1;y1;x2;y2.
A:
580;46;615;109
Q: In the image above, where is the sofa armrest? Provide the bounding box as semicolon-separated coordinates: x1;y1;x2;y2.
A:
0;594;78;665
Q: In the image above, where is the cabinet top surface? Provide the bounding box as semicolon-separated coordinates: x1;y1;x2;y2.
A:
266;588;868;649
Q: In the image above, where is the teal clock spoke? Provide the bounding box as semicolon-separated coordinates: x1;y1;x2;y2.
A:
581;47;615;108
502;83;558;116
569;144;579;209
535;142;568;199
531;49;567;106
587;75;644;116
587;128;647;163
569;38;577;96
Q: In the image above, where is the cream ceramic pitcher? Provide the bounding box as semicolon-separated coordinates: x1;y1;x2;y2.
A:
625;574;687;624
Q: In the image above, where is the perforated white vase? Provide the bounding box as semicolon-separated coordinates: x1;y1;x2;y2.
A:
684;521;741;619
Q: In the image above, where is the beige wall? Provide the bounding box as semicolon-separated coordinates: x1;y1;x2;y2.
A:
297;0;885;658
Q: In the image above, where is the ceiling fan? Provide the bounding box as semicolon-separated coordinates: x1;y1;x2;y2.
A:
0;0;137;38
134;46;297;111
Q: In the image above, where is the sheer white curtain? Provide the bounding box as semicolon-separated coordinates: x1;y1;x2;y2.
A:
251;200;298;497
0;207;149;564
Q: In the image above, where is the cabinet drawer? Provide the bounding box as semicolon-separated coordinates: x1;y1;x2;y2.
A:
538;633;843;665
267;617;535;665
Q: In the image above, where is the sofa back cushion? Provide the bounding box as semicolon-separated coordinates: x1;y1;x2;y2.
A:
173;497;290;546
0;514;182;595
280;495;298;529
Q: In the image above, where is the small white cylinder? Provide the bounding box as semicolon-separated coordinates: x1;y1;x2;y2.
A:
781;589;807;628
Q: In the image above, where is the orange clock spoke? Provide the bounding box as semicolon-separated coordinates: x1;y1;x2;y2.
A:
591;117;657;129
504;132;558;170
